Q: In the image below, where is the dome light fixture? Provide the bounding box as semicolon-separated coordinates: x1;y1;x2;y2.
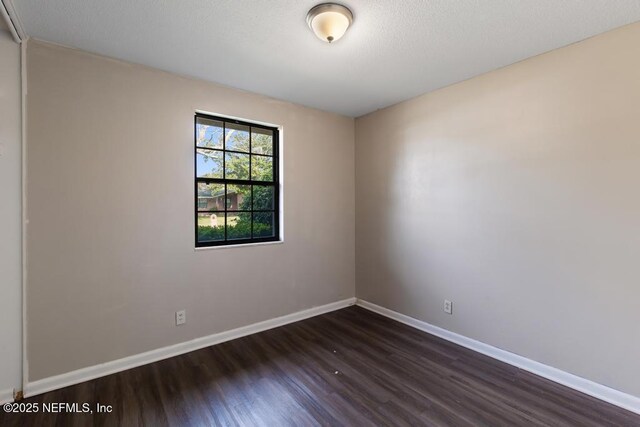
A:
306;3;354;43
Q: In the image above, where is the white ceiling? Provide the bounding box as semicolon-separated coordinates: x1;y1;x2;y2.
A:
12;0;640;117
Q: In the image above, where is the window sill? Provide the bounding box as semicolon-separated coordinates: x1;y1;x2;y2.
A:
194;240;283;251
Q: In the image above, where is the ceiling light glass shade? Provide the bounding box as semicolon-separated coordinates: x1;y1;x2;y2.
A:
306;3;353;43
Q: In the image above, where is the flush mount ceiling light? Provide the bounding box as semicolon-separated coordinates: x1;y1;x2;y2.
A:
306;3;354;43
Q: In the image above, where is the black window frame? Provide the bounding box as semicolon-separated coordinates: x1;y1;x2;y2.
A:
194;113;280;247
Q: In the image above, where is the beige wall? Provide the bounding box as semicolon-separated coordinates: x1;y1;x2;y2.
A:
355;22;640;397
26;40;355;381
0;29;22;396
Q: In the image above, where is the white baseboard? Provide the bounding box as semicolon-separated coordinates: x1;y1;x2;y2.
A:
356;299;640;415
0;388;14;404
25;297;356;398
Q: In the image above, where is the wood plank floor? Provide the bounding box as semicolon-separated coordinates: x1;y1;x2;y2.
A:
2;306;638;426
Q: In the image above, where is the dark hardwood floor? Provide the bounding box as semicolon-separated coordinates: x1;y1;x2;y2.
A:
2;306;638;426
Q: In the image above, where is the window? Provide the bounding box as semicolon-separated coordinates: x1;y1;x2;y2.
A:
195;113;279;247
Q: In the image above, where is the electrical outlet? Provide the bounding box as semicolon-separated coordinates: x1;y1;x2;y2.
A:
444;300;453;315
176;310;186;326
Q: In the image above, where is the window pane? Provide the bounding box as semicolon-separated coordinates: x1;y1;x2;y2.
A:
253;212;275;238
227;212;251;240
197;183;225;211
195;115;279;247
197;149;223;178
227;184;251;211
251;128;273;155
225;152;250;180
225;123;250;152
196;117;223;149
251;155;273;181
252;185;274;211
197;212;225;242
